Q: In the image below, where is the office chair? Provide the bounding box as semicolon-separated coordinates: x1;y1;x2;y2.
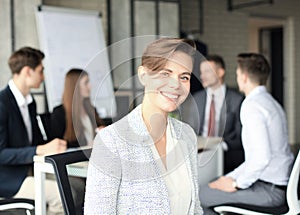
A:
45;148;92;215
0;198;34;214
213;149;300;215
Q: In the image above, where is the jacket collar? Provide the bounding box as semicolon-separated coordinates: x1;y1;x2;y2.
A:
8;79;33;108
128;104;182;140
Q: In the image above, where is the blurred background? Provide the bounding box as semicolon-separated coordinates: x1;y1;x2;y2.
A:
0;0;299;152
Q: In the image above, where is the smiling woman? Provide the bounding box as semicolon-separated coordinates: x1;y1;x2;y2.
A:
84;38;203;214
139;51;193;114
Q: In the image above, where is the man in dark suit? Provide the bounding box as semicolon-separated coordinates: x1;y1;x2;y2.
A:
0;47;66;214
181;55;244;173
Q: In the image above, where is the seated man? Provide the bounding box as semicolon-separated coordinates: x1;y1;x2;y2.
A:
0;47;67;214
199;53;294;215
181;55;244;173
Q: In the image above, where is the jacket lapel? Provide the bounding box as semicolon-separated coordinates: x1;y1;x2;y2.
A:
170;118;197;213
6;86;31;144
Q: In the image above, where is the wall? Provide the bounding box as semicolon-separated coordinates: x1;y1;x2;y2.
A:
0;0;11;88
182;0;248;87
181;0;300;145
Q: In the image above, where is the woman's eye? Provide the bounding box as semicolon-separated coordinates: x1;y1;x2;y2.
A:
160;72;169;77
181;76;190;81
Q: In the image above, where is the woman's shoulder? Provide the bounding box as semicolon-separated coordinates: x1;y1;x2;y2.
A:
51;104;65;119
97;123;116;138
52;104;64;112
93;124;119;154
97;113;136;142
95;117;128;144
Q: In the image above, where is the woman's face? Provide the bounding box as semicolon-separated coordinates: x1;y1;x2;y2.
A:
79;75;91;98
141;51;193;113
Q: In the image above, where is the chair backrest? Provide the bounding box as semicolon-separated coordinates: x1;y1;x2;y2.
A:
45;148;92;215
286;149;300;214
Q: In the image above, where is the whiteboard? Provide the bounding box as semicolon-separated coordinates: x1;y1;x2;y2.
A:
35;6;116;118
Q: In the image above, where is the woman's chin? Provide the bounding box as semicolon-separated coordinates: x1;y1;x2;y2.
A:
161;104;178;113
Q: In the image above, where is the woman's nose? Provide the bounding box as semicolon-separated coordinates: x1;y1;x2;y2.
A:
168;76;180;88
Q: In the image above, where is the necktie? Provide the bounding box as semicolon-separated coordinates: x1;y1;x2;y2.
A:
208;94;215;137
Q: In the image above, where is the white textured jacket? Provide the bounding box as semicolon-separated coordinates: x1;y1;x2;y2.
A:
84;105;203;214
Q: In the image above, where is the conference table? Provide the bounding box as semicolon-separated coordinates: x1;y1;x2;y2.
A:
34;137;223;215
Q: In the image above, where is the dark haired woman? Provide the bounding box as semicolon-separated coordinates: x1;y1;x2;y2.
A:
51;68;105;147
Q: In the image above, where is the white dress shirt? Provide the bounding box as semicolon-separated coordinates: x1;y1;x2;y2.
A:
151;120;192;215
81;113;94;146
202;84;226;137
8;80;33;143
227;86;294;189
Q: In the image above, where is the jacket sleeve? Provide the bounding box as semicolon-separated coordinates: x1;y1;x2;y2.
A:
84;129;121;214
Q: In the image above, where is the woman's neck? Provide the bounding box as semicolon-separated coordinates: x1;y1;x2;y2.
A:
142;101;168;166
142;99;168;168
141;101;168;142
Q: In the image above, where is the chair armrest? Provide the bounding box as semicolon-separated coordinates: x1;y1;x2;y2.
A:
0;198;34;211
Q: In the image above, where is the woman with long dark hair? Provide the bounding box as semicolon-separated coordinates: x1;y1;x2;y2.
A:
51;68;105;147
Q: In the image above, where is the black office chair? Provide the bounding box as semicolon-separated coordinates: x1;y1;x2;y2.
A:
213;149;300;215
0;198;34;214
45;148;92;215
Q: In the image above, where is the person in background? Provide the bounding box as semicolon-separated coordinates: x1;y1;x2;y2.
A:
199;53;294;215
0;47;66;214
181;54;244;173
84;38;203;214
50;68;105;148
